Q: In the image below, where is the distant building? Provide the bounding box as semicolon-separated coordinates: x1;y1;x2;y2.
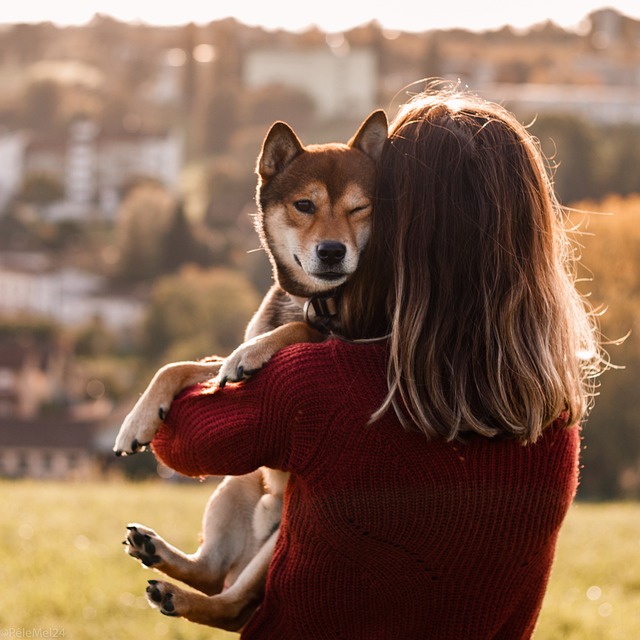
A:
0;406;126;480
0;252;144;333
480;83;640;124
0;336;65;420
63;119;99;218
97;128;183;218
0;417;101;479
244;46;378;119
0;334;128;480
0;131;25;211
20;119;183;221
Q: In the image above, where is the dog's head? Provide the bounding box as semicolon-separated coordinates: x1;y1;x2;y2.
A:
255;110;388;298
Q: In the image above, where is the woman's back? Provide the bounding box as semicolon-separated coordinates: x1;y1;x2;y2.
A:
157;339;579;639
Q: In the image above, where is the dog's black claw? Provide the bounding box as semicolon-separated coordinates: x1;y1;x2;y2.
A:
218;376;228;389
236;366;244;380
158;407;166;421
130;438;150;453
114;450;123;457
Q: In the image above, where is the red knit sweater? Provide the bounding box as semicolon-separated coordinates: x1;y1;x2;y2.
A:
153;338;580;640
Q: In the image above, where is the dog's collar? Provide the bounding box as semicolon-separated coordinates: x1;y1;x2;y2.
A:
303;294;340;332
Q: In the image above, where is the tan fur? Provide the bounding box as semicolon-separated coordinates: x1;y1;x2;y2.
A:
114;110;387;630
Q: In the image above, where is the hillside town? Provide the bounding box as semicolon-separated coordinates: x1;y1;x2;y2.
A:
0;7;639;492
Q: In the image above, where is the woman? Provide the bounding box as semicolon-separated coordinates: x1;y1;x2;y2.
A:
150;84;604;638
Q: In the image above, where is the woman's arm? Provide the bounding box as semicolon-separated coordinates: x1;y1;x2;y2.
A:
152;375;288;478
151;339;381;479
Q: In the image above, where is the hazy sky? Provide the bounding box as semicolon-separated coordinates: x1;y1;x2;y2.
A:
1;0;639;33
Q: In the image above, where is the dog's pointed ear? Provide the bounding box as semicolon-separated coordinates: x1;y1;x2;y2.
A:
348;110;388;162
258;122;304;180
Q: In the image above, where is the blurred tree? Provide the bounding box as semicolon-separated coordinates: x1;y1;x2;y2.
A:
142;265;260;362
203;87;239;154
495;59;534;83
423;34;444;80
600;123;640;197
240;84;316;131
19;172;64;206
204;158;256;229
115;179;176;281
530;114;599;203
0;207;45;251
74;316;119;358
570;195;640;499
115;180;225;283
0;316;62;345
159;200;205;273
22;80;63;132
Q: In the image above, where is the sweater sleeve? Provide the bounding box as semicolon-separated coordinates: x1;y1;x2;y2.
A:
152;367;290;478
151;343;335;478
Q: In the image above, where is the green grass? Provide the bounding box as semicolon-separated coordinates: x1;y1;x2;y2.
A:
535;502;640;640
0;481;638;639
0;479;236;640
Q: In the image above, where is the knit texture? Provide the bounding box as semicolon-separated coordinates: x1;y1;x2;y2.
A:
153;338;580;639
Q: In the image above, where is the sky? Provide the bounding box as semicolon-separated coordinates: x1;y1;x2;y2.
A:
1;0;639;34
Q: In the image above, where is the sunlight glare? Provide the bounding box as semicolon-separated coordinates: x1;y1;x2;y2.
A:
3;0;640;33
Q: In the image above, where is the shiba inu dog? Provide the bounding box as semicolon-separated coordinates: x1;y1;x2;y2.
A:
114;110;388;630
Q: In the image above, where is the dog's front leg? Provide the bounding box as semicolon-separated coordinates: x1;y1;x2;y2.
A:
114;359;223;456
220;321;325;384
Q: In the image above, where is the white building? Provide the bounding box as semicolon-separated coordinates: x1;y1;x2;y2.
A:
97;129;183;217
0;252;144;333
244;46;378;119
20;122;183;221
480;83;640;124
0;131;26;211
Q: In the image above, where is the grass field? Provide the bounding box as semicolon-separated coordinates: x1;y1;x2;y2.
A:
0;480;638;639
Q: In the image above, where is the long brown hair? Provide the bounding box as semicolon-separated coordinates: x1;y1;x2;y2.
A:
341;83;605;443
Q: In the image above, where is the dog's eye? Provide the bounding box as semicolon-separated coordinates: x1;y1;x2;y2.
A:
294;199;315;214
351;204;370;214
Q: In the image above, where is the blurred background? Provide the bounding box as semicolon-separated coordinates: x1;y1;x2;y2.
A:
0;2;639;499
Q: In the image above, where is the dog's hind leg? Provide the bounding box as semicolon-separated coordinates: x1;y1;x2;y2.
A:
124;522;227;596
124;470;269;596
144;529;278;631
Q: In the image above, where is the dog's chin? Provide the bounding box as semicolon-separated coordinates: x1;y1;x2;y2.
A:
275;261;352;297
313;272;347;283
308;272;349;292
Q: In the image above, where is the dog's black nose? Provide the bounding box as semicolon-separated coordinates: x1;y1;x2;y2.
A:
316;241;346;266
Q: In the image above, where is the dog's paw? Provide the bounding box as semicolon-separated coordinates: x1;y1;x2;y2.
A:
123;524;166;568
218;340;275;387
113;401;165;456
146;580;183;617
